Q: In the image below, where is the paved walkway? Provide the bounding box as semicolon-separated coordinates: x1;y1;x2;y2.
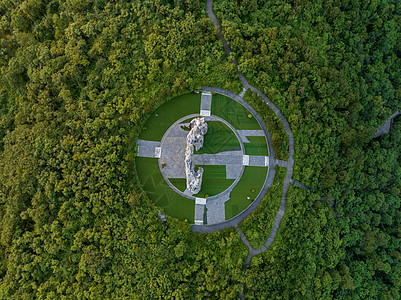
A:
137;140;161;158
206;191;230;224
237;130;265;143
194;204;205;225
249;156;269;167
193;152;243;179
290;179;311;191
276;159;290;168
200;91;212;116
372;111;400;138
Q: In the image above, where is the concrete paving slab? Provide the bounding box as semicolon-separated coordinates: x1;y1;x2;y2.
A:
137;140;161;158
249;156;267;167
226;164;242;179
196;198;207;205
155;147;161;158
200;109;211;116
159;136;187;178
192;152;242;166
194;204;205;225
201;91;212;112
206;192;230;224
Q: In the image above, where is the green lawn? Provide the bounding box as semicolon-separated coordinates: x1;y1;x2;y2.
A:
139;93;201;141
169;178;187;192
244;136;268;156
225;166;268;220
211;93;261;130
193;165;234;197
195;121;240;154
135;157;195;223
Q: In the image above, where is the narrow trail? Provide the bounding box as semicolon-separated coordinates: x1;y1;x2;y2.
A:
290;179;311;191
205;0;295;278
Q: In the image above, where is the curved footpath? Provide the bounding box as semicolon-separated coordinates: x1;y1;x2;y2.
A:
205;0;295;270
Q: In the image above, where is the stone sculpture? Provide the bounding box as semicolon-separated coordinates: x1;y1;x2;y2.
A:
185;117;208;194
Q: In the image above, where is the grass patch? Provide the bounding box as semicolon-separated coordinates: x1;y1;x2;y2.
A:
244;136;268;156
135;157;195;223
225;166;268;220
169;178;187;192
212;93;261;130
196;121;240;154
139;93;201;141
239;166;286;248
194;165;234;197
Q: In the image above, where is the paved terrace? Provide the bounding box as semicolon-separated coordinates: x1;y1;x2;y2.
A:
137;140;161;158
200;91;212;116
237;130;265;143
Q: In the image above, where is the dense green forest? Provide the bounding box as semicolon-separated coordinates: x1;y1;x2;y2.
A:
1;0;400;299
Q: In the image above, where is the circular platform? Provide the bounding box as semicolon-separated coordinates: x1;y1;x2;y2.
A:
135;90;274;226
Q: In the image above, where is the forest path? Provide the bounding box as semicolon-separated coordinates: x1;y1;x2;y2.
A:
205;0;295;276
372;111;400;138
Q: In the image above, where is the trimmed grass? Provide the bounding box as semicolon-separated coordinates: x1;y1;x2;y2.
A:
211;93;261;130
225;166;268;220
196;121;240;154
194;165;234;197
169;178;186;192
139;93;201;141
239;166;286;248
135;157;195;223
244;136;268;156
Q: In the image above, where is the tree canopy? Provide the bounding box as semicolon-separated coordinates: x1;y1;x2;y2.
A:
0;0;400;299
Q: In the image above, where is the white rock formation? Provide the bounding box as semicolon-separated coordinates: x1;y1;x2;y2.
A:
185;117;208;194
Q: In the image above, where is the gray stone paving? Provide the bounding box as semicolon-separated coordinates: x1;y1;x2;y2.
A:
194;204;205;225
226;164;242;179
193;152;243;179
137;140;161;158
159;133;187;178
192;152;242;165
249;156;268;167
160;125;245;181
277;159;290;168
372;111;400;138
206;191;230;224
200;92;212;116
237;130;265;143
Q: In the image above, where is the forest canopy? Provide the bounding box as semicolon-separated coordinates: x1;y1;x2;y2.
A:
0;0;400;299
